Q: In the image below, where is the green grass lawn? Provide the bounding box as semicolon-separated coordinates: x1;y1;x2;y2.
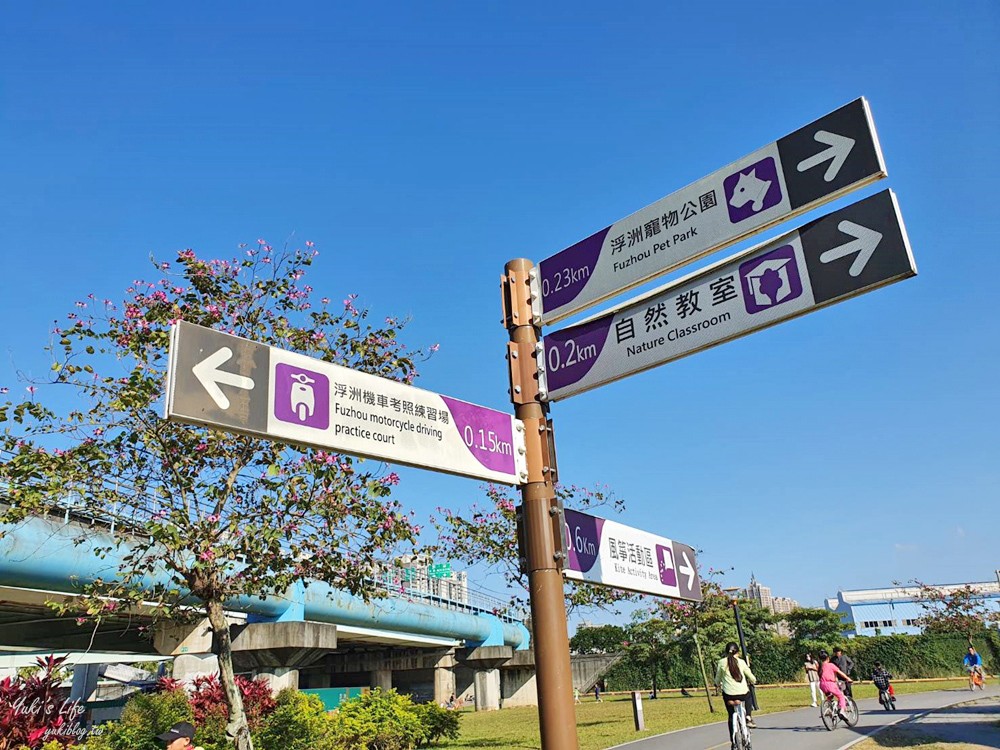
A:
437;679;971;750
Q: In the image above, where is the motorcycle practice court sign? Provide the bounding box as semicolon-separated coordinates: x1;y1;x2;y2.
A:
537;98;886;324
164;322;528;484
539;190;915;401
563;508;702;602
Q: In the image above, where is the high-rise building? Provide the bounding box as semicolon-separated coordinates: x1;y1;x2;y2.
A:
745;574;799;615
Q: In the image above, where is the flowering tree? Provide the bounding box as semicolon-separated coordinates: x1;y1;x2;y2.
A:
911;581;1000;641
431;483;640;614
0;242;432;749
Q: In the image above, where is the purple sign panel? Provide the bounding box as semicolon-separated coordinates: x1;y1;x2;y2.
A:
723;157;783;223
738;244;804;314
538;228;609;313
564;508;604;574
542;315;614;396
439;396;517;475
273;363;330;429
655;544;677;587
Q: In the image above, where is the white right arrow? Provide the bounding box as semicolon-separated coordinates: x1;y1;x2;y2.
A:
678;550;696;590
191;347;255;410
796;130;856;182
819;220;883;277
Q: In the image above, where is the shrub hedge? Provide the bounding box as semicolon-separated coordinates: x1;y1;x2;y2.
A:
602;629;1000;691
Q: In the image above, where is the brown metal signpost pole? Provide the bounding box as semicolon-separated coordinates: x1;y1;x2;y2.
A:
502;258;578;750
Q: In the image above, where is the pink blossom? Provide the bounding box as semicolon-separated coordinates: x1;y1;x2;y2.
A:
429;343;440;352
194;442;208;452
305;240;315;247
257;238;266;245
198;549;215;562
382;472;400;486
206;514;220;523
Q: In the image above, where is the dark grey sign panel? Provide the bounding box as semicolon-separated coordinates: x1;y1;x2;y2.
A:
539;190;915;401
164;322;270;436
537;98;886;324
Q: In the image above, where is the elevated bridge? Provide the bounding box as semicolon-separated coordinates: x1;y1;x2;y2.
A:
0;512;534;709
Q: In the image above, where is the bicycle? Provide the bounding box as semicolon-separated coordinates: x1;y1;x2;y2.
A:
820;684;858;731
726;697;752;750
969;668;985;691
877;686;895;711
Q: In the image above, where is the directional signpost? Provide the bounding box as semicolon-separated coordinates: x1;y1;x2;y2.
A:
539;189;915;401
507;97;915;750
562;508;702;602
536;98;886;324
164;321;528;484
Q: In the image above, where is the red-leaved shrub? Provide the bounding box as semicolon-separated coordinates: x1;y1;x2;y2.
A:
159;673;276;730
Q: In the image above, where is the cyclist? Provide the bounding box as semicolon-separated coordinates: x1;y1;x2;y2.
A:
871;662;896;704
817;649;853;719
964;646;984;688
715;641;757;747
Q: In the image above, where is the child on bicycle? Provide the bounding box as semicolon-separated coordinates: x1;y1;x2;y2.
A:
715;641;757;745
871;662;896;703
964;646;985;687
817;649;853;718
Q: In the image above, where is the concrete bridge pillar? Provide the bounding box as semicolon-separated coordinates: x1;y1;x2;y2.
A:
371;668;393;691
255;666;299;693
434;664;456;705
172;653;219;682
70;663;100;704
459;645;512;711
473;668;501;711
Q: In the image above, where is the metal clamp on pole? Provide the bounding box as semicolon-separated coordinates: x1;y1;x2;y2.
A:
507;341;540;405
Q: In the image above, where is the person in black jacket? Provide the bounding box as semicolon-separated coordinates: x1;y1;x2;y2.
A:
832;648;855;698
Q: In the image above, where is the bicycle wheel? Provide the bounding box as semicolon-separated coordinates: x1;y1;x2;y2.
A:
844;698;860;727
821;699;837;731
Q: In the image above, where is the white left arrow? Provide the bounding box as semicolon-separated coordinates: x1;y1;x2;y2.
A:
191;347;255;410
819;220;883;277
796;130;855;182
678;550;696;590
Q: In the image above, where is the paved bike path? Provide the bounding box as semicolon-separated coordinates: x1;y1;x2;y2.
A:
612;685;1000;750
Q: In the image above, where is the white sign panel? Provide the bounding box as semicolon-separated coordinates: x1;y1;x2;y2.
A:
165;322;527;485
537;98;886;323
562;508;702;602
540;190;915;401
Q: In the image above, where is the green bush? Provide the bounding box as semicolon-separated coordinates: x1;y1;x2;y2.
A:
85;690;193;750
746;636;796;684
329;689;425;750
843;631;1000;679
412;702;460;747
254;689;335;750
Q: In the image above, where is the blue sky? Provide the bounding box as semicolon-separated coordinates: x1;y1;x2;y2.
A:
2;2;998;621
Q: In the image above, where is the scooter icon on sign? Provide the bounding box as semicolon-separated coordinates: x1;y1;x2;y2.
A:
288;372;317;422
